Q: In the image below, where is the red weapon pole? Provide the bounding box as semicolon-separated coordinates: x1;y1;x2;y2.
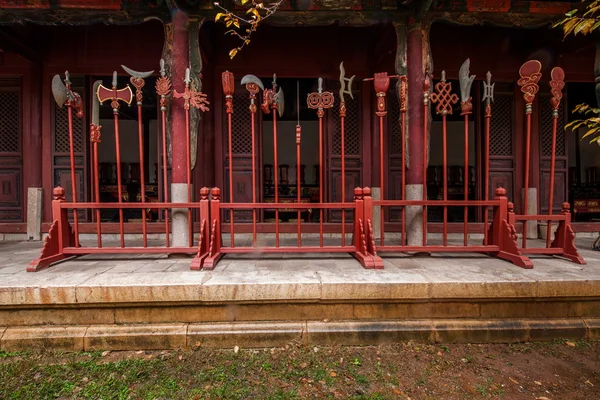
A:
174;67;211;248
399;76;407;246
517;60;542;248
62;72;84;248
547;67;565;247
339;62;355;247
308;77;334;247
156;59;172;247
296;81;301;247
97;72;133;248
459;59;475;246
364;72;400;247
423;72;430;246
221;71;235;248
429;71;459;246
90;80;102;248
244;79;260;247
482;71;494;246
123;65;154;248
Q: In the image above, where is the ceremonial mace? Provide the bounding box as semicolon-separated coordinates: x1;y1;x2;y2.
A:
517;60;542;248
482;71;495;246
429;70;459;246
52;71;84;248
97;72;133;248
122;65;154;248
90;80;103;248
339;62;355;246
459;59;476;246
241;74;264;247
262;75;285;247
173;67;210;247
155;59;172;247
364;72;401;247
307;78;334;247
546;67;566;247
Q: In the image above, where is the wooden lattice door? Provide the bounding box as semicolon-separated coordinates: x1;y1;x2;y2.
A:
539;93;567;214
387;86;403;221
223;80;261;222
329;82;362;222
487;84;516;204
0;78;23;222
51;76;87;220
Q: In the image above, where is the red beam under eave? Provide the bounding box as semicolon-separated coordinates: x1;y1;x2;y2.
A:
0;1;123;9
467;0;510;13
529;2;571;14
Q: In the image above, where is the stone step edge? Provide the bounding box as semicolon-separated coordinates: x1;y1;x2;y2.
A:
1;318;599;352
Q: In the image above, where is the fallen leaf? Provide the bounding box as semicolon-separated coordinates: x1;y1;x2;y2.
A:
136;350;143;354
566;341;576;347
509;377;519;384
101;351;110;357
313;347;319;353
585;380;594;387
437;351;443;356
234;346;239;354
330;371;337;377
300;362;308;368
535;381;542;386
178;355;183;361
535;397;551;400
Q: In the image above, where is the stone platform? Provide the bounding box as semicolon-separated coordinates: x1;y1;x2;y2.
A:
1;239;599;351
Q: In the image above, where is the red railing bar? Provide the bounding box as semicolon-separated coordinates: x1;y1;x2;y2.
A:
92;137;102;248
219;246;357;253
219;202;356;209
318;113;324;247
226;91;234;249
63;247;198;254
400;77;407;247
60;202;203;209
513;214;566;221
442;111;448;246
67;105;80;248
373;200;502;207
483;74;491;246
185;93;193;248
379;104;385;248
157;69;171;248
250;96;257;247
375;245;500;252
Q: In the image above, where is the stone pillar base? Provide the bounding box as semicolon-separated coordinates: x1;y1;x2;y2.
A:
27;187;43;241
522;187;538;239
405;184;424;247
171;183;192;250
371;187;381;240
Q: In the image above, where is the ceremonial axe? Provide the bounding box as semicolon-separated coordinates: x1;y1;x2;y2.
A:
52;71;84;118
97;71;133;111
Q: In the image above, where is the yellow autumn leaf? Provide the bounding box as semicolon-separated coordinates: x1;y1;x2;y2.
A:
229;48;238;59
241;0;250;4
233;19;240;28
215;12;225;22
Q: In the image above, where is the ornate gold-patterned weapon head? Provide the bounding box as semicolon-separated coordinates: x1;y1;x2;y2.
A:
261;73;284;117
96;71;133;113
174;67;210;112
155;59;172;111
363;72;402;117
549;66;565;115
307;77;335;117
518;60;542;114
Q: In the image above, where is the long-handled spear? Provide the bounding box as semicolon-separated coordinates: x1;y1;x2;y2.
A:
482;71;495;246
155;59;172;247
459;59;476;246
339;62;355;247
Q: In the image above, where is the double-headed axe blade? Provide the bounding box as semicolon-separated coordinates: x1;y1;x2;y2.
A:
276;87;284;117
240;74;265;91
121;65;154;79
96;84;134;106
52;74;68;108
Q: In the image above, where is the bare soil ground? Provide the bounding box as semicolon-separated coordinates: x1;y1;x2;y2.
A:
1;339;599;399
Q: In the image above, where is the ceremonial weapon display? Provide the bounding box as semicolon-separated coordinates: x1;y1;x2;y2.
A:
122;64;154;248
155;59;172;247
174;67;210;247
307;77;334;247
364;72;401;247
429;70;459;246
459;59;476;246
296;81;301;247
423;70;431;246
546;67;565;247
241;74;264;247
482;71;494;245
221;71;235;248
262;74;285;247
90;80;103;248
97;71;133;248
517;60;542;248
52;71;84;248
339;62;355;247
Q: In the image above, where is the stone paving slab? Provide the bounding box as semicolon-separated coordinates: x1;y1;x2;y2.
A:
0;239;599;305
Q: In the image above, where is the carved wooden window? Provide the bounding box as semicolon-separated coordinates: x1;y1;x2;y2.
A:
490;95;513;156
230;91;253;155
331;94;360;155
0;77;23;222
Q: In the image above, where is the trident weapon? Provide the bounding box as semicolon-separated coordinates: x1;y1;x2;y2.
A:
338;62;355;247
241;74;264;247
52;71;84;248
173;67;211;247
90;80;103;248
155;59;172;247
307;77;334;247
363;72;402;247
97;71;133;248
261;74;285;247
517;60;542;248
459;59;476;246
430;70;459;246
546;67;566;247
122;65;154;248
482;71;494;246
